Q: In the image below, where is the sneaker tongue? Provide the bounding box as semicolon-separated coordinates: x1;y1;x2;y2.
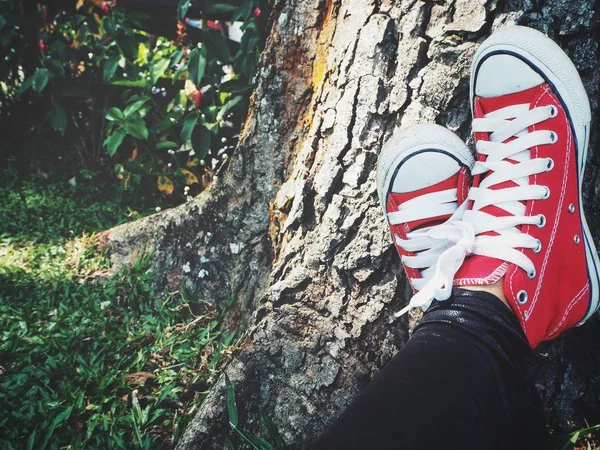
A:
477;84;542;114
455;84;545;286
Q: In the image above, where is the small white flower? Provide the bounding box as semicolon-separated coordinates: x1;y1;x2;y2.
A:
198;269;209;278
168;149;175;155
229;243;240;254
182;262;191;273
155;207;161;212
221;137;227;143
167;163;172;168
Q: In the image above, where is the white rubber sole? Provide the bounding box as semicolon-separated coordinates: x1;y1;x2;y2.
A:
376;124;475;211
471;25;600;324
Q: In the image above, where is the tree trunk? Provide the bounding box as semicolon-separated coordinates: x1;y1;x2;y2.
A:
103;0;600;447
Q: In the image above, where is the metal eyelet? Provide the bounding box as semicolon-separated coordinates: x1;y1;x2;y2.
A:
574;234;581;244
542;186;550;199
548;104;558;118
549;131;558;143
533;239;542;253
546;158;554;171
537;214;546;228
568;203;575;214
517;290;529;304
527;268;536;279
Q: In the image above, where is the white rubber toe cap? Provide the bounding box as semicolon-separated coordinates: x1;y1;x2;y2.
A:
475;53;544;98
391;151;460;193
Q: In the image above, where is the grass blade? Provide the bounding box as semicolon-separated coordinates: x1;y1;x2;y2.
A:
225;374;238;427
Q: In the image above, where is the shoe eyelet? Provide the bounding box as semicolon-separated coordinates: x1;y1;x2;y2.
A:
542;186;550;199
537;214;546;228
568;203;575;214
546;158;554;171
549;131;558;144
548;104;558;118
574;234;581;244
527;268;536;279
517;290;529;304
533;239;542;253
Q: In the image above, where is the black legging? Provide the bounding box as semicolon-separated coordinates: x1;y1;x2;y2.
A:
309;289;549;450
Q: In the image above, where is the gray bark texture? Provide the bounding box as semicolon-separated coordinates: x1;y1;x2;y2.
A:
103;0;600;447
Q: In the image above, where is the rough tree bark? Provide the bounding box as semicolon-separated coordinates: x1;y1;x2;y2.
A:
104;0;600;447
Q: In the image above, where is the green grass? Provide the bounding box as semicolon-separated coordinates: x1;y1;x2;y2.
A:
0;168;237;449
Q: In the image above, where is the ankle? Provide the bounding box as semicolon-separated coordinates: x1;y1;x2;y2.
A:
461;278;512;311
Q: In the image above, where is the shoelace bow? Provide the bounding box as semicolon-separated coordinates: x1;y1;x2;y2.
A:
395;103;557;317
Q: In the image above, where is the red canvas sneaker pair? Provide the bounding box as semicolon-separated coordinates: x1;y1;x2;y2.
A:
377;26;600;348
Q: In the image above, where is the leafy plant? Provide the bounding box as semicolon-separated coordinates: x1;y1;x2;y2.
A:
552;424;600;450
2;0;269;201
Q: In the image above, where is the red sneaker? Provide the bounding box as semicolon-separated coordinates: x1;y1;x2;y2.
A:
377;124;474;315
452;26;600;347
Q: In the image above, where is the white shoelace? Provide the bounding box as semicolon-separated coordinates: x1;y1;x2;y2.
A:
396;103;556;316
388;188;466;313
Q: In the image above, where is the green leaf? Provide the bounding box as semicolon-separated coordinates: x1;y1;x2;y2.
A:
80;169;96;179
188;47;207;89
220;78;252;94
41;406;73;449
51;406;74;430
156;141;178;149
191;125;210;158
232;427;275;450
204;121;220;134
103;56;120;82
205;29;231;63
111;79;148;88
48;59;65;78
125;116;149;140
102;16;116;35
49;102;68;135
217;95;243;120
33;68;50;93
104;128;127;156
124;99;148;117
561;424;600;450
177;0;191;20
225;374;238;427
106;107;125;122
25;430;36;450
231;1;253;22
208;4;239;14
180;115;197;144
17;76;34;94
151;59;170;84
260;409;286;450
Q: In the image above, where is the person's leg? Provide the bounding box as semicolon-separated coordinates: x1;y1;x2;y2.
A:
309;289;548;450
311;24;600;450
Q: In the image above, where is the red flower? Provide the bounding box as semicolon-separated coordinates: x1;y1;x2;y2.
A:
194;91;203;108
39;39;46;52
253;7;261;19
101;2;111;13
